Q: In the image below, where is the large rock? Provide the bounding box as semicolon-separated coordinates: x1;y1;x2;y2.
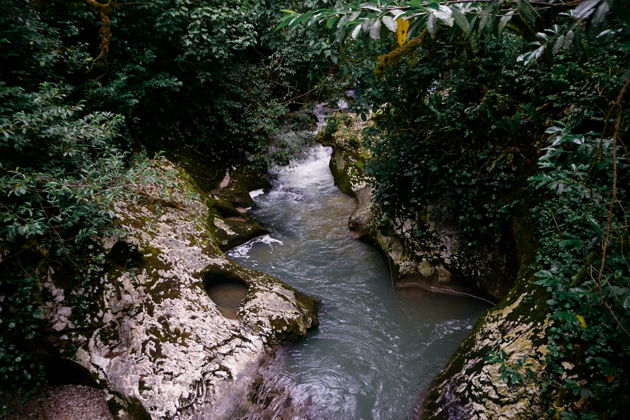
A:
420;273;549;419
41;159;318;419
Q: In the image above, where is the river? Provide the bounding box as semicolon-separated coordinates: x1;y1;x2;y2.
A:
227;143;489;419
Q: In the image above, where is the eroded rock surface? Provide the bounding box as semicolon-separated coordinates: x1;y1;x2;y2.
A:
42;159;318;419
420;277;549;419
319;112;517;301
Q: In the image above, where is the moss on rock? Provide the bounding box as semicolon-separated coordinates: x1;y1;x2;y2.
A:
40;157;319;419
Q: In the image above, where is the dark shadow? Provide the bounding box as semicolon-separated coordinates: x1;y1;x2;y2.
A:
44;357;99;387
107;241;143;268
203;271;249;319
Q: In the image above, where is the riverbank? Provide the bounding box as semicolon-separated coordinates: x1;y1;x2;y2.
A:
11;157;319;419
316;109;556;418
228;141;490;418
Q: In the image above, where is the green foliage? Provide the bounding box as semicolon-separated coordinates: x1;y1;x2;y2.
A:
0;83;153;409
530;126;629;417
287;0;630;416
486;349;536;387
0;0;332;409
347;34;536;246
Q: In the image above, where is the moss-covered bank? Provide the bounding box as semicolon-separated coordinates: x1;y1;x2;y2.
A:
37;157;319;419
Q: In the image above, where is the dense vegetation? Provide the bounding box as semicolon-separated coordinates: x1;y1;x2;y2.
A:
0;0;332;409
282;0;629;417
1;0;628;418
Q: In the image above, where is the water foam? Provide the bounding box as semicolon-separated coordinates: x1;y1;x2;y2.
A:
227;234;283;259
273;144;332;191
249;189;265;199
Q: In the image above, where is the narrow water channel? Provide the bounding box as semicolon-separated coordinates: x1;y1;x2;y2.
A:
228;144;490;419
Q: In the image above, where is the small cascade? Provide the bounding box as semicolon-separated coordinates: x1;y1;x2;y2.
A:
226;108;489;419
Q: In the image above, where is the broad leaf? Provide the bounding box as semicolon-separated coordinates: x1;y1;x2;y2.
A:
370;18;382;40
431;5;454;27
573;0;601;19
516;0;537;25
498;10;514;35
382;15;398;32
451;7;470;35
427;13;437;37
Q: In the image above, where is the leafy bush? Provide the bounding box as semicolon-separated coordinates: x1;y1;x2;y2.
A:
530;126;629;417
0;83;152;408
286;0;630;415
0;0;333;408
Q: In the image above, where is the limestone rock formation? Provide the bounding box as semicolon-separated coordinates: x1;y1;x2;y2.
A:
41;159;318;419
420;276;549;419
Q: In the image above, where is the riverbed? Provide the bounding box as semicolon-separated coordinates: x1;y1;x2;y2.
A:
228;144;489;419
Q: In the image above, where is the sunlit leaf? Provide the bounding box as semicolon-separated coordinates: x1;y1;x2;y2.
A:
370;18;382;40
498;10;514;35
573;0;601;19
382;15;397;32
427;13;437;37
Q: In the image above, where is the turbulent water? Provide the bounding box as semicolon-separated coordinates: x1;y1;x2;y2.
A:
227;143;489;419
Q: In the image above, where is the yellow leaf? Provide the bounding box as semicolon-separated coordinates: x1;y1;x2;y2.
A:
396;18;410;47
576;314;587;328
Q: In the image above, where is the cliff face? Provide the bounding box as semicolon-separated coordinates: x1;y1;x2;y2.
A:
419;197;548;419
41;158;318;419
420;277;549;419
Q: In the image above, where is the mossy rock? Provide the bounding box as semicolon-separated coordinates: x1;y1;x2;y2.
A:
420;211;548;419
41;157;319;420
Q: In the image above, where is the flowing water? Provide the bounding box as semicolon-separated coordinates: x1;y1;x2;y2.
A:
227;143;490;419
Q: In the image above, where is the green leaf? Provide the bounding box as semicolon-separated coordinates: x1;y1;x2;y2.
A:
427;13;437;38
431;5;453;27
573;0;601;19
370;18;382;40
451;7;470;35
276;15;296;31
517;0;537;25
346;11;362;24
382;15;397;32
478;0;497;33
498;11;514;35
426;2;440;11
591;1;610;26
362;3;382;13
